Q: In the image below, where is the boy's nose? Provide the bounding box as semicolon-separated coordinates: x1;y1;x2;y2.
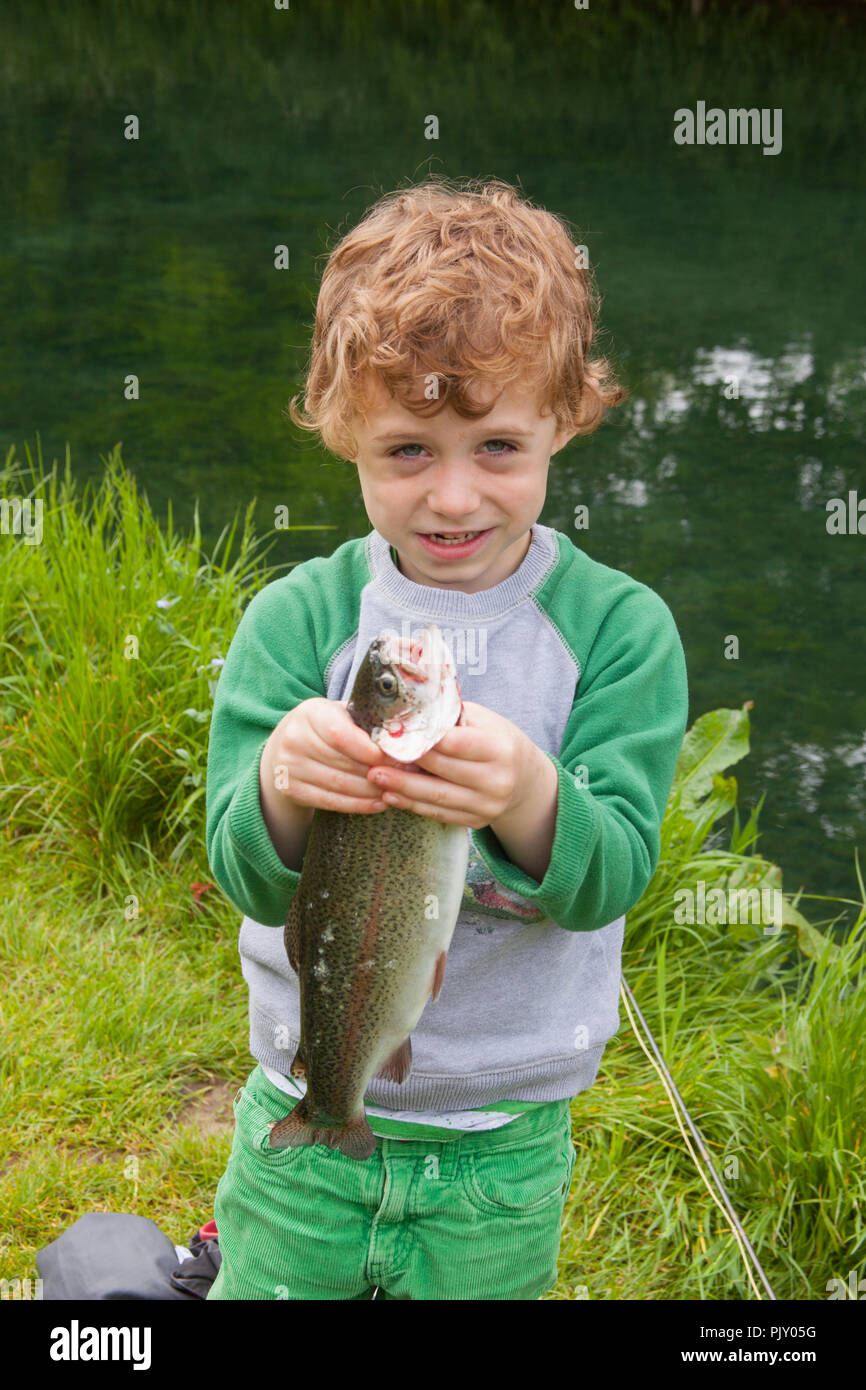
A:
425;461;482;518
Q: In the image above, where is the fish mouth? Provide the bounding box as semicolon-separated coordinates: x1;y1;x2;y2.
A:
384;631;440;687
370;624;462;762
383;626;453;699
393;660;426;685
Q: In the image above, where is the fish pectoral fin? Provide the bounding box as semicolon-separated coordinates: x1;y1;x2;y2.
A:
374;1035;412;1084
430;949;448;1003
284;894;301;975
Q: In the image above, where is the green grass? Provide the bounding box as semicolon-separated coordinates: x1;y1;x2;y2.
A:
0;441;863;1300
0;437;274;894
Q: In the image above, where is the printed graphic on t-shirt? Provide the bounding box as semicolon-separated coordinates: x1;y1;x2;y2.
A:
461;832;546;923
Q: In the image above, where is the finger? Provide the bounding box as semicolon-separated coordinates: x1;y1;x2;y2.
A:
308;721;381;775
367;766;457;800
380;790;488;828
418;724;492;763
288;757;387;803
287;777;387;814
339;731;385;767
323;765;391;800
377;773;477;816
410;746;489;786
337;709;389;765
388;747;495;797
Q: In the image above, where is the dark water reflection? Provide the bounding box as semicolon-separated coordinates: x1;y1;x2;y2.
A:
1;1;863;926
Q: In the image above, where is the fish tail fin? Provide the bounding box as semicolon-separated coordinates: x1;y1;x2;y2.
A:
269;1098;376;1161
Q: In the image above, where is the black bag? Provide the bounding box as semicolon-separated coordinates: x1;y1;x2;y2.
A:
36;1212;221;1301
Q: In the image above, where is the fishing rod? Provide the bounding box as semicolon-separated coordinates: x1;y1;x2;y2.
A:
620;974;777;1301
374;974;773;1305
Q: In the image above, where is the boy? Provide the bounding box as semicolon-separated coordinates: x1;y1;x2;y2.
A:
204;177;689;1300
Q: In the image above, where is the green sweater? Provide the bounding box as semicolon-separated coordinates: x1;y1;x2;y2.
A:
205;522;689;1130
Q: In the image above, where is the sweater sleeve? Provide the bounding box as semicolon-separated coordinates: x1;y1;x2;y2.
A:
205;578;326;926
471;585;689;931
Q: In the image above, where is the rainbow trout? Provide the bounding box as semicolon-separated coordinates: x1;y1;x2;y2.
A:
268;623;469;1160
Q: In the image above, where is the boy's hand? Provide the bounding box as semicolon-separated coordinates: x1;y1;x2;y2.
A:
262;698;390;815
365;700;538;830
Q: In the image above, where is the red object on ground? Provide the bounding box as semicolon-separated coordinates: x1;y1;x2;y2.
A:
198;1219;218;1241
191;882;215;909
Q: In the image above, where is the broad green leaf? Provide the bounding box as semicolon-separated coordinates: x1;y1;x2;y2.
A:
670;706;752;820
725;857;779;892
795;914;843;966
691;772;738;829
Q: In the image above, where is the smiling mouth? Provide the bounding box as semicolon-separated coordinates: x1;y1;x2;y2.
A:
421;529;487;543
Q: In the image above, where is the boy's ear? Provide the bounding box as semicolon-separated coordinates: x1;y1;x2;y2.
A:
551;423;580;455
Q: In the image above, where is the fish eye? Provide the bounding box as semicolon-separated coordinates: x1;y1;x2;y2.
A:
377;672;399;698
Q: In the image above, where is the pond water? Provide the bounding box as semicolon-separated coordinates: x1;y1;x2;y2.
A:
1;1;863;928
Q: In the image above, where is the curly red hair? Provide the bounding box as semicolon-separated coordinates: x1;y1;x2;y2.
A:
287;175;626;459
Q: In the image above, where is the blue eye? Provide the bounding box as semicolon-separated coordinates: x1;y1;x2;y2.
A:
388;440;517;458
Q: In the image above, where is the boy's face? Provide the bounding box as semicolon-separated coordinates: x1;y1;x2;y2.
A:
348;375;578;592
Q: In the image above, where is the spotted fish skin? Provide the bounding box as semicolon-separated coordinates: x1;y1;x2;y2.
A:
269;624;468;1160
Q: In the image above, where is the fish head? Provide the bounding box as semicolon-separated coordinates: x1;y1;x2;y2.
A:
347;623;463;763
